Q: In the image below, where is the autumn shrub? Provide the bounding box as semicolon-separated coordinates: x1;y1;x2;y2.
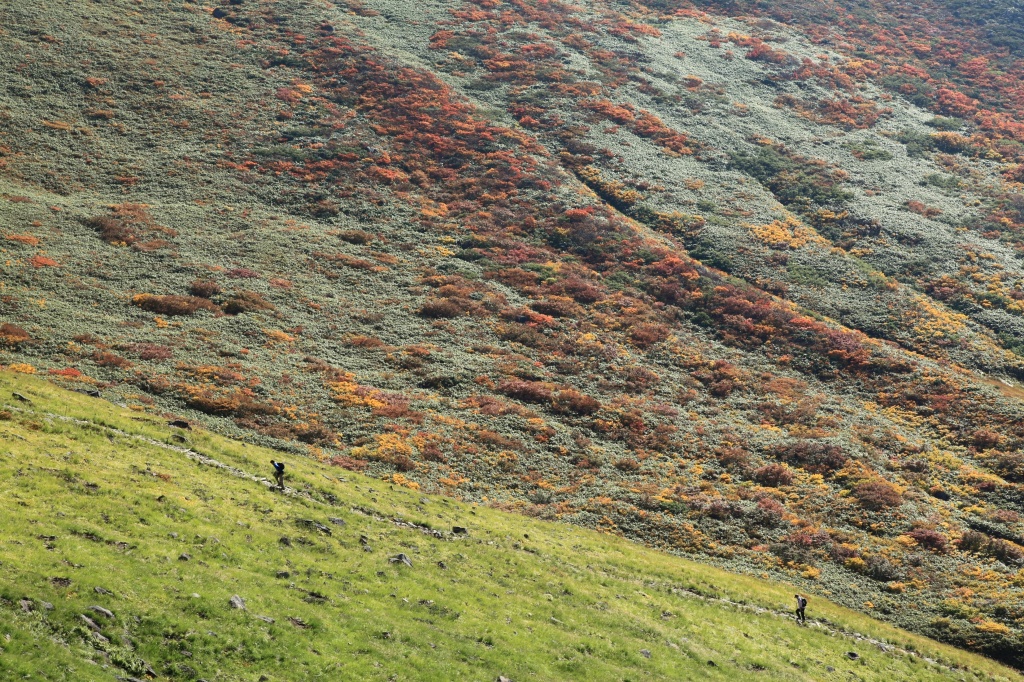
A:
907;527;948;553
772;440;847;474
418;298;466;319
958;530;989;553
189;279;221;298
555;276;603;303
337;229;374;245
0;323;31;347
132;294;219;316
294;423;337;446
989;539;1024;565
749;497;785;527
628;323;670;349
130;343;173;361
753;463;793;487
852;479;903;510
551;388;601;415
715;446;750;470
498;379;552;404
613;458;641;472
92;351;131;369
862;555;903;582
330;455;368;472
530;296;581;318
222;290;274;315
226;267;260;279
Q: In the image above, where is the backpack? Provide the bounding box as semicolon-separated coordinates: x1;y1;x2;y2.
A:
798;596;807;609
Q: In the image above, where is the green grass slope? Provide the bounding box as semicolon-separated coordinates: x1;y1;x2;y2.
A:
0;371;1019;682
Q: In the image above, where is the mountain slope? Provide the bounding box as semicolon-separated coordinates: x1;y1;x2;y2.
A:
4;0;1024;666
1;369;1021;681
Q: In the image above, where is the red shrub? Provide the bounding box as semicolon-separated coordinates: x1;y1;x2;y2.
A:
753;463;793;487
92;351;131;369
222;290;274;315
330;455;369;471
907;527;948;552
498;379;552;404
629;323;670;349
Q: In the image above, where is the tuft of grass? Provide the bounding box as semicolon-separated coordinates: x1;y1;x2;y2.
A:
0;370;1021;681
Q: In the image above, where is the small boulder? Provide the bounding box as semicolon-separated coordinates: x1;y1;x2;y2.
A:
452;526;468;535
80;615;102;632
328;517;346;527
88;605;114;618
229;595;246;610
179;553;191;561
707;660;716;667
640;649;651;659
389;553;413;567
276;570;290;579
256;615;275;624
846;652;859;660
94;586;112;595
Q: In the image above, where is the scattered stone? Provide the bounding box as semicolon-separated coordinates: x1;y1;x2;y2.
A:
389;553;413;567
12;392;32;403
51;577;71;588
363;545;373;553
40;601;53;611
523;534;529;539
289;616;308;629
256;615;275;624
498;677;513;682
846;652;859;660
170;532;178;539
452;526;468;535
89;605;114;618
827;666;835;672
328;517;346;527
19;599;33;613
167;419;191;429
179;553;191;561
191;593;201;599
359;535;369;545
94;586;112;595
80;615;102;632
229;595;246;610
279;537;292;547
296;519;332;535
437;561;448;570
640;649;651;659
276;570;290;579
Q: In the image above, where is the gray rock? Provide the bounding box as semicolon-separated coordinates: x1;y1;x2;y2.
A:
256;615;275;624
846;652;859;660
179;553;191;561
707;660;716;667
328;517;346;526
19;599;32;613
359;535;369;545
229;595;246;610
40;601;53;611
640;649;651;659
452;526;468;535
498;677;513;682
94;586;112;595
89;605;114;618
389;553;413;567
276;570;290;579
437;561;448;570
80;615;101;632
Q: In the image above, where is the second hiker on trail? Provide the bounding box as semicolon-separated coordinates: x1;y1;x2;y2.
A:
271;460;285;489
795;594;808;623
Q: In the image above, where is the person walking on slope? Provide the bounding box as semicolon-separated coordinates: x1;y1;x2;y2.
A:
271;460;286;490
794;594;808;623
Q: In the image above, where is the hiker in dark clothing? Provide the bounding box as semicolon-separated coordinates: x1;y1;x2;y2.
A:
271;460;285;489
795;594;807;623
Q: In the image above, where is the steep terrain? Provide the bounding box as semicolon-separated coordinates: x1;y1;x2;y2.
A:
2;370;1023;681
4;0;1024;666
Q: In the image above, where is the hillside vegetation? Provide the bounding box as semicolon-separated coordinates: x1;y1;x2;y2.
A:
4;0;1024;667
1;370;1022;681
